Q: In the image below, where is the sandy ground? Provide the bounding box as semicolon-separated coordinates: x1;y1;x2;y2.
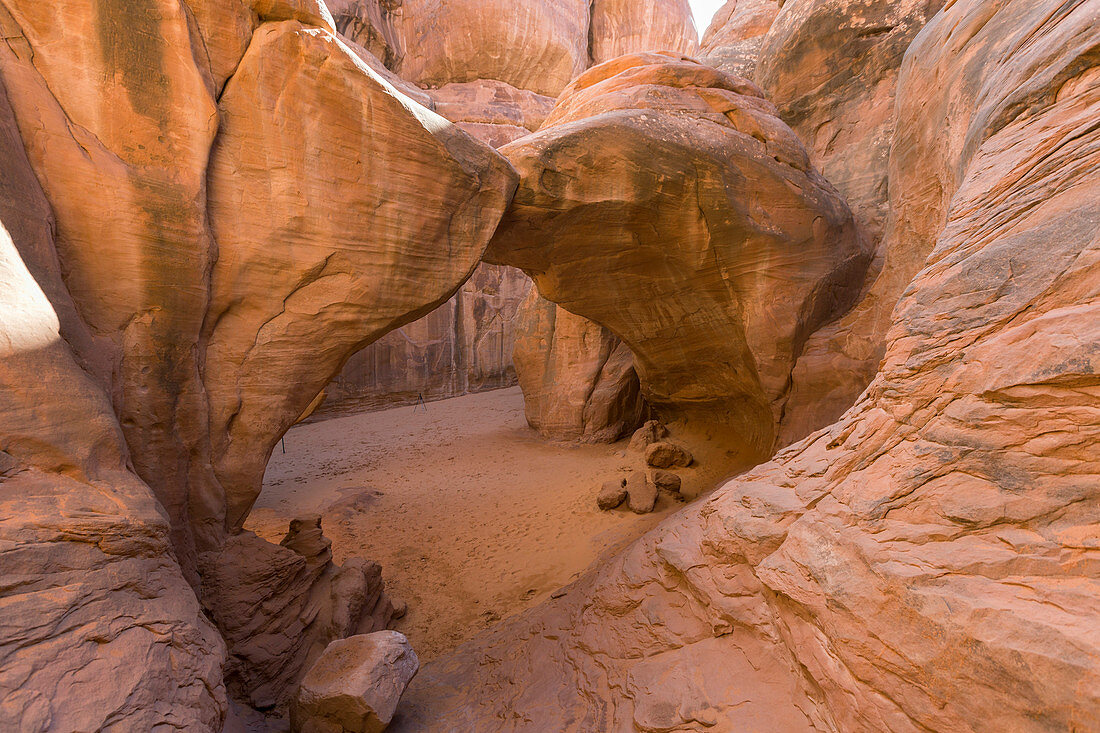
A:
246;386;700;662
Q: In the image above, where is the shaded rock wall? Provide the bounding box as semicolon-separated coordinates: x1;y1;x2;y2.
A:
396;1;1100;729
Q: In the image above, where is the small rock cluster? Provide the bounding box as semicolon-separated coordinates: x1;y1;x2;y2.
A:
597;420;694;514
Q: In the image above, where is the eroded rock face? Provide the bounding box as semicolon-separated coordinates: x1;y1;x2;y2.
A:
0;78;227;729
700;0;780;78
755;0;951;444
394;1;1100;729
512;290;646;443
395;0;590;96
318;263;533;416
486;52;870;458
0;2;516;725
328;0;404;68
589;0;698;65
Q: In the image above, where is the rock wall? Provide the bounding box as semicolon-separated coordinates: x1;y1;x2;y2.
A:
320;0;699;429
0;1;515;726
396;1;1100;729
700;0;780;78
486;53;870;459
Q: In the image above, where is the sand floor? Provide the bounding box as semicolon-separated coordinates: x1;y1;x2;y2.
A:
246;386;694;662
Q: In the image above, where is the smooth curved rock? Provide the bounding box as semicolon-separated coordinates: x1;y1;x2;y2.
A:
394;2;1100;729
395;0;590;96
205;21;517;531
486;52;870;457
512;289;646;443
589;0;698;65
700;0;780;79
0;3;517;723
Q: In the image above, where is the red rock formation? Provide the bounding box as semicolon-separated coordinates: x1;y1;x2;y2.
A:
700;0;780;78
395;2;1100;729
486;53;870;458
753;0;951;444
511;290;646;442
0;1;515;724
589;0;699;65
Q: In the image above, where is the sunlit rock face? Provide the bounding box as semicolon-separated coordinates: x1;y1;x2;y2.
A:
589;0;699;65
751;0;950;443
0;1;515;725
0;73;227;732
396;1;1100;729
699;0;780;78
486;52;870;458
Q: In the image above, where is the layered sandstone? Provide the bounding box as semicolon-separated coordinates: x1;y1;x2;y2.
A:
589;0;699;65
700;0;780;78
0;2;515;725
754;0;951;443
397;2;1100;729
486;53;870;458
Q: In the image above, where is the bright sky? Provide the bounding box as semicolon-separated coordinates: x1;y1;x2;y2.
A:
688;0;727;37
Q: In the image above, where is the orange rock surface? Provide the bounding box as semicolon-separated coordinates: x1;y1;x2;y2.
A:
396;2;1100;729
487;53;870;458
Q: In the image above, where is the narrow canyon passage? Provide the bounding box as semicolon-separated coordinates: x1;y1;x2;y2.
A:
246;387;716;661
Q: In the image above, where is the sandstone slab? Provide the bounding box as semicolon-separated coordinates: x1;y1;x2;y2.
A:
294;631;420;733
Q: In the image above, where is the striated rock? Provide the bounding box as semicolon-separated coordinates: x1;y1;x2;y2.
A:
395;0;590;96
486;53;870;458
628;419;669;452
625;471;657;514
649;470;682;494
0;88;227;728
597;479;629;510
316;263;532;416
645;441;693;469
427;80;554;133
589;0;698;65
393;1;1100;729
761;0;954;445
205;20;517;532
512;289;647;443
327;0;404;69
699;0;780;79
293;631;419;733
0;3;516;724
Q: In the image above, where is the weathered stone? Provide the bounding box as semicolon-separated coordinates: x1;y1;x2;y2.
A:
644;442;693;469
589;0;698;65
649;470;681;494
597;479;629;510
625;471;657;514
699;0;779;79
327;0;404;68
393;3;1100;730
486;53;870;459
294;631;420;733
628;419;669;453
395;0;590;96
512;290;647;443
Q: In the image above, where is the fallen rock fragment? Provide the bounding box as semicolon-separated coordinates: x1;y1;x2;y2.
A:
597;479;629;510
649;470;681;495
628;419;669;453
644;442;693;469
293;631;419;733
625;472;657;514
